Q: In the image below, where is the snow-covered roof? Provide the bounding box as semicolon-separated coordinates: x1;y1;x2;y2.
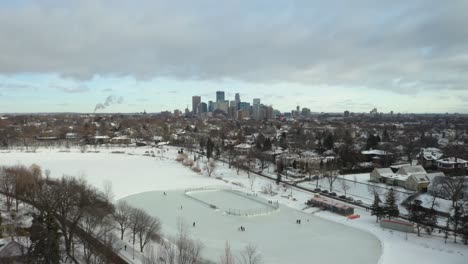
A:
410;174;430;183
93;135;110;139
234;143;253;149
0;237;29;258
111;136;129;140
374;168;395;177
361;149;392;155
397;165;427;176
417;148;443;161
436;157;468;164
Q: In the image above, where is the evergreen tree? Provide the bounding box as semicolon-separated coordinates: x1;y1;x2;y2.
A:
383;189;399;219
263;138;272;151
382;128;390;142
323;133;334;150
407;201;425;236
29;213;61;263
206;138;214;160
370;192;384;222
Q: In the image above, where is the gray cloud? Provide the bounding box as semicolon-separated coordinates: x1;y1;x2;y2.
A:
0;0;467;94
53;85;89;93
0;82;35;90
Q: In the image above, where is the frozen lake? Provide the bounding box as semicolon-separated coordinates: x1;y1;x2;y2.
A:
122;189;381;264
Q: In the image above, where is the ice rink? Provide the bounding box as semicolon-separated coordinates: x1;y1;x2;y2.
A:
122;189;381;264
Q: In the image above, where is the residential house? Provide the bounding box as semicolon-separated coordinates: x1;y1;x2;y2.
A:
370;165;431;192
397;165;430;192
0;237;28;262
417;148;444;169
234;143;253;154
436;157;468;170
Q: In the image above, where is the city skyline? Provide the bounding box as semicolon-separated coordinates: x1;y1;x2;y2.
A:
0;0;467;114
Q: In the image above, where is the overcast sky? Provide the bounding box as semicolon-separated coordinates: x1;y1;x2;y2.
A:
0;0;467;113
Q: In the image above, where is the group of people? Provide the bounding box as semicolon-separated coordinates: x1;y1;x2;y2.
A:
238;226;246;232
296;219;302;224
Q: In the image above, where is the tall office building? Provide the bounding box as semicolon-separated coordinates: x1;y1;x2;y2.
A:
192;96;201;114
234;93;240;108
253;98;261;120
208;101;214;112
216;91;225;102
239;102;251;111
200;102;208;113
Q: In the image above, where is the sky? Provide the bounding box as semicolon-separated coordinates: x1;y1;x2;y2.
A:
0;0;467;114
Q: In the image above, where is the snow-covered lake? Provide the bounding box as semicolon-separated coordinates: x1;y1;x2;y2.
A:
1;147;467;264
122;189;381;264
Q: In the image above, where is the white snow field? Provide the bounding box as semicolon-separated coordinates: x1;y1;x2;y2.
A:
121;189;380;264
1;146;468;264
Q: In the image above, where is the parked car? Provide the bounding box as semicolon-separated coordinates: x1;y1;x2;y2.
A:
321;190;329;194
338;195;347;199
330;192;337;196
346;197;354;202
355;200;363;205
314;188;321;192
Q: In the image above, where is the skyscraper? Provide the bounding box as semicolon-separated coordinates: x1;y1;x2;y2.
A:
253;98;261;120
216;91;225;102
192;96;201;114
235;93;241;110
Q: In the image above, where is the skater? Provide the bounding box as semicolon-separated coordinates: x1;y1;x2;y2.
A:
124;245;127;251
193;222;196;227
180;205;183;210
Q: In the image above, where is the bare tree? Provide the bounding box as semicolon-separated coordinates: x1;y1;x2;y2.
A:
340;177;350;196
204;160;217;177
441;176;465;207
114;200;133;240
220;241;236;264
324;170;339;192
80;205;114;264
0;166;16;211
130;208;145;251
136;213;161;253
248;174;257;191
102;180;115;202
156;219;203;264
238;244;263;264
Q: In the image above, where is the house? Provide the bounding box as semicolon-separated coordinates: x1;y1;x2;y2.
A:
234;143;253;154
92;135;110;144
370;168;395;182
370;168;408;187
110;136;131;145
436;157;468;170
65;132;79;140
417;148;444;169
370;165;431;192
361;149;393;166
0;237;28;261
428;175;468;201
397;165;430;192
